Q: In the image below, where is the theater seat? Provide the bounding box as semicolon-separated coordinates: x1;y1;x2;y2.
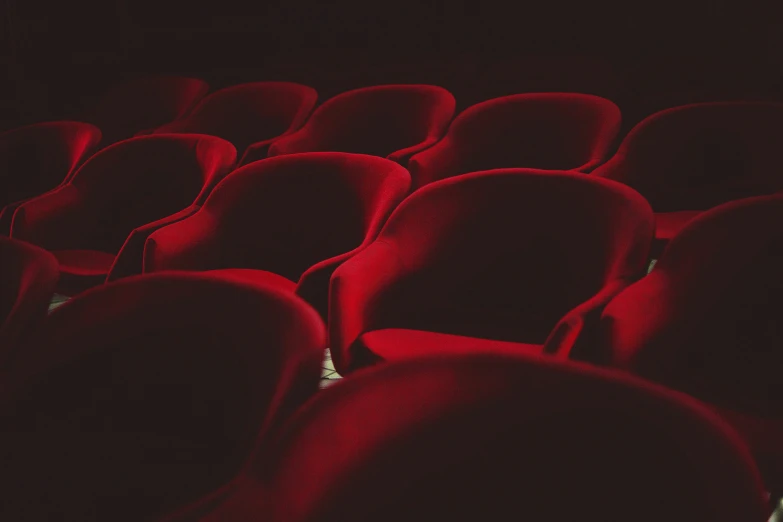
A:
0;121;101;234
0;270;325;522
9;134;237;295
151;82;318;166
84;75;209;145
267;85;455;165
407;93;621;189
598;193;783;494
143;153;411;319
593;102;783;256
328;169;654;375
184;354;767;522
0;238;58;356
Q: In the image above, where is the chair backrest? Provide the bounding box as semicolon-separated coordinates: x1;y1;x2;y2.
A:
86;76;209;145
600;194;783;416
153;82;318;155
0;121;101;208
362;169;653;344
0;271;325;522
269;85;455;158
252;354;767;522
0;238;59;355
593;102;783;212
408;93;621;187
145;153;410;282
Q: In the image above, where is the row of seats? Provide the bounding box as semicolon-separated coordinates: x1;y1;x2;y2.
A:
2;87;781;290
3;168;782;490
0;265;772;521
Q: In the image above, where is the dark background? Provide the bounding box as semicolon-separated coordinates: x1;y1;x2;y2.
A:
1;0;781;132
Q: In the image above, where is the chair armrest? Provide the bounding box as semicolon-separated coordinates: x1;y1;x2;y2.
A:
328;240;408;374
106;205;201;282
238;136;285;166
295;243;372;320
386;136;443;166
142;210;220;273
543;278;631;359
407;137;462;190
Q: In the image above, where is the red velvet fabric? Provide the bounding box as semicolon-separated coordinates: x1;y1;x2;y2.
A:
0;270;325;522
85;76;209;146
143;153;411;319
0;121;102;234
151;82;318;166
9;134;237;295
0;238;59;357
191;354;767;522
267;85;455;165
407;93;621;189
593;102;783;253
599;194;783;491
329;169;654;374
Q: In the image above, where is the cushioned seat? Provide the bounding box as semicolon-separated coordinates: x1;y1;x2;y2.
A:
598;193;783;494
10;134;237;295
329;169;654;375
356;329;544;363
203;268;298;294
143;153;411;319
185;354;769;522
593;102;783;255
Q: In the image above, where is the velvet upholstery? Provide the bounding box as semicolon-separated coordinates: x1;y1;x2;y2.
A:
592;102;783;255
407;93;621;189
85;76;209;145
151;82;318;166
0;238;59;356
598;193;783;492
267;85;455;165
143;153;411;319
329;169;654;374
0;270;325;522
0;121;102;234
186;354;767;522
9;134;237;295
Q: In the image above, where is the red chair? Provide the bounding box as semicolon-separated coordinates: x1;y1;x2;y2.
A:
407;93;621;190
143;153;411;319
0;121;102;234
267;85;455;165
0;238;58;356
180;354;768;522
598;193;783;494
592;102;783;256
328;169;654;375
0;270;325;522
151;82;318;166
84;75;209;146
9;134;237;295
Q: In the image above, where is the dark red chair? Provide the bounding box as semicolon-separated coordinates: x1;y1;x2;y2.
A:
328;169;654;375
407;93;621;190
0;238;58;356
151;82;318;166
143;153;411;319
267;85;455;165
592;102;783;256
598;193;783;494
0;270;325;522
0;121;102;234
9;134;237;295
179;354;767;522
84;75;209;146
